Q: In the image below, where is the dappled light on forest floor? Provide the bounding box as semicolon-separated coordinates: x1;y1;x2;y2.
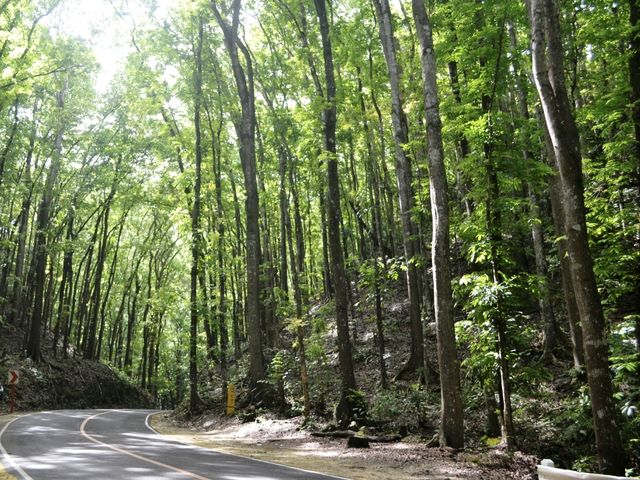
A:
151;412;537;479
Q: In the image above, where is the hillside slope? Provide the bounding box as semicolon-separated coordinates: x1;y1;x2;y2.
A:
0;323;152;412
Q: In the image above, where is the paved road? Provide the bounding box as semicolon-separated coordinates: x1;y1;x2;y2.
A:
0;410;347;480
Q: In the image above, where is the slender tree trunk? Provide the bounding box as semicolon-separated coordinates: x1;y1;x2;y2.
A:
141;326;149;388
530;0;625;473
208;98;229;405
140;256;153;388
43;257;57;335
273;0;332;297
53;206;75;358
357;68;389;389
536;107;585;369
199;265;215;361
9;97;38;325
256;128;277;351
286;187;311;417
78;213;100;355
530;188;558;361
97;213;126;360
412;0;464;449
217;210;229;406
319;194;332;297
288;151;306;283
124;276;141;373
507;22;558;361
282;146;313;414
188;14;205;414
230;176;243;359
628;0;640;372
85;160;120;360
26;78;67;361
550;178;585;368
211;0;267;402
370;87;398;256
372;0;424;380
146;319;155;391
314;0;358;427
475;13;515;449
278;146;289;295
113;257;141;367
124;271;140;375
347;139;368;261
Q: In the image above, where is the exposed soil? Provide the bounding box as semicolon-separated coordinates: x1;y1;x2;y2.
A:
151;412;539;480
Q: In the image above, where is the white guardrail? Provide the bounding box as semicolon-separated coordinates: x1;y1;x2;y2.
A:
538;460;632;480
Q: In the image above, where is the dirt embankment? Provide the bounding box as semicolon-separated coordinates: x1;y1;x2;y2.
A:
0;323;152;412
151;412;538;480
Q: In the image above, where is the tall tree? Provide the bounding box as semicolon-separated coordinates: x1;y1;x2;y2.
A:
211;0;267;401
26;76;67;361
313;0;358;427
529;0;625;473
629;0;640;360
189;13;205;414
412;0;464;449
85;156;122;360
372;0;425;380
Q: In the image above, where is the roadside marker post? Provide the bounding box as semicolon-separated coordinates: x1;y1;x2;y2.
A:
226;384;236;415
7;370;19;413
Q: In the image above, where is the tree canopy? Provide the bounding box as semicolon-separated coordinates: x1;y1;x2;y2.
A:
1;0;639;475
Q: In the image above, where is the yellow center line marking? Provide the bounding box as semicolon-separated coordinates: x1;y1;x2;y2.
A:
80;411;209;480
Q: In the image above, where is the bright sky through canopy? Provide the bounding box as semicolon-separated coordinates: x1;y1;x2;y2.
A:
44;0;171;93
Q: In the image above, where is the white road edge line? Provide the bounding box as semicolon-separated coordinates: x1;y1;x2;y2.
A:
0;414;34;480
144;411;352;480
80;410;209;480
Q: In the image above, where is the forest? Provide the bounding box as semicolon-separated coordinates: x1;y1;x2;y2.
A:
0;0;639;476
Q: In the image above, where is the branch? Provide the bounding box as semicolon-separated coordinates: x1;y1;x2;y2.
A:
0;64;80;90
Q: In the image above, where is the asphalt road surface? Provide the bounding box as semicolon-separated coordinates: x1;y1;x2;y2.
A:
0;409;347;480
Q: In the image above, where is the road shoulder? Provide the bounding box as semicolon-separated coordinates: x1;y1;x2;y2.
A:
149;411;524;480
0;413;24;480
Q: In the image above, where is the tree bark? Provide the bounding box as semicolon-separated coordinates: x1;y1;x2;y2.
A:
536;106;585;369
8;96;38;326
207;95;229;406
530;0;625;473
26;78;67;361
372;0;425;380
256;127;278;352
282;148;312;415
412;0;464;449
188;14;205;414
230;174;244;359
314;0;358;427
507;21;558;362
278;145;289;295
53;206;74;358
356;68;389;389
97;212;126;360
85;158;120;360
211;0;267;401
124;274;140;373
628;0;640;374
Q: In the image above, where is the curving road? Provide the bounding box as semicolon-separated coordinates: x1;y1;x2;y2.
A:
0;410;346;480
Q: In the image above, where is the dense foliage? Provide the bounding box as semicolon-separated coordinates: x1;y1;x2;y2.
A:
0;0;638;475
